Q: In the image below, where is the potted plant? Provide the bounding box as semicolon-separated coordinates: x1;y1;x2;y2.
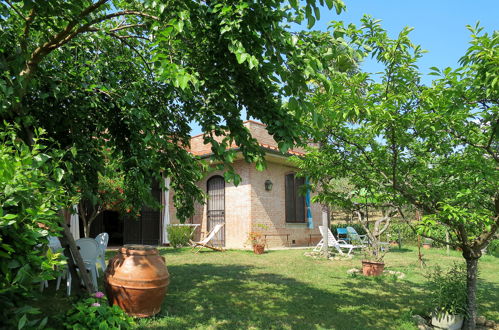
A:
351;203;396;276
247;224;268;254
361;243;387;276
427;263;467;330
423;238;433;249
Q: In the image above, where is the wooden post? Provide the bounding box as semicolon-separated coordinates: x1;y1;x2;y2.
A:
446;230;450;256
59;218;95;294
321;206;329;257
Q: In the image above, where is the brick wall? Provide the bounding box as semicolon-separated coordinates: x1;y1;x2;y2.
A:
168;156;323;248
249;159;321;248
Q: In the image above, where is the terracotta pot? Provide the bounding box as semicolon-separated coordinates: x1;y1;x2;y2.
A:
423;243;431;249
362;260;385;276
105;244;170;317
253;244;265;254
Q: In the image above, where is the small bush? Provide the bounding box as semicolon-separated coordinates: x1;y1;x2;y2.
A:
62;292;135;329
486;239;499;257
167;226;192;248
426;263;467;316
386;222;418;244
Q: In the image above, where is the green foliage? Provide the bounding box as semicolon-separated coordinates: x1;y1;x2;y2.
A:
487;240;499;257
62;292;135;329
295;20;497;324
386;222;417;244
1;0;347;224
426;263;468;316
167;226;193;248
0;125;71;328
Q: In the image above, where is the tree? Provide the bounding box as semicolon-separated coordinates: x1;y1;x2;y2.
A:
1;0;350;320
1;0;347;218
295;17;498;329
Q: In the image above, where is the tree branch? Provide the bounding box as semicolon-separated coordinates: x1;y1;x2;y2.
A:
109;24;146;32
4;0;26;20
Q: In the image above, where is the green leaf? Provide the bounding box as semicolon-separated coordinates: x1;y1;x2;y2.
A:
236;52;248;64
54;168;64;182
18;314;27;330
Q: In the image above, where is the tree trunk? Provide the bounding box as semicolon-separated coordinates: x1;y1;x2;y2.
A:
321;206;329;257
84;221;91;238
463;254;479;330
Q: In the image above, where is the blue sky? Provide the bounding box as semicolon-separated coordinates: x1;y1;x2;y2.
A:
190;1;498;135
315;0;498;80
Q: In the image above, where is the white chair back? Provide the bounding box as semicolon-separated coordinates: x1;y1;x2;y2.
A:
48;236;62;252
75;238;99;264
95;232;109;252
201;224;224;244
319;226;340;246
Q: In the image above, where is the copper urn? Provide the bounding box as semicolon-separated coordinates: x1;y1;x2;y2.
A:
105;244;170;317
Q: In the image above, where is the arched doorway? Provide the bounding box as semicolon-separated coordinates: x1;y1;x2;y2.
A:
207;176;225;246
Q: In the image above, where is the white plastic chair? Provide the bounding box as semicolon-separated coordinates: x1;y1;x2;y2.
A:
189;223;225;253
313;226;365;256
95;232;109;273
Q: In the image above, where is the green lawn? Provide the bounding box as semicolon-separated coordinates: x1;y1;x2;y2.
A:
36;246;499;329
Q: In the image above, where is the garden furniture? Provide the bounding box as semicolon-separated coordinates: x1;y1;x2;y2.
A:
189;223;225;253
336;227;350;242
314;226;364;256
95;232;109;274
346;227;369;244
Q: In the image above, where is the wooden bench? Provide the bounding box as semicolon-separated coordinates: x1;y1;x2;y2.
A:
264;233;290;247
308;234;322;246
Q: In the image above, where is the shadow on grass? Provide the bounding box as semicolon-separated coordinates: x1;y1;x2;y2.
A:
139;262;430;330
388;247;413;253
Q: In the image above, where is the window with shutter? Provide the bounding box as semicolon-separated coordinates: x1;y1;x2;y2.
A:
285;173;306;223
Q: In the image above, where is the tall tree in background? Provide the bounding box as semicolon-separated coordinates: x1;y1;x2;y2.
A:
295;18;498;329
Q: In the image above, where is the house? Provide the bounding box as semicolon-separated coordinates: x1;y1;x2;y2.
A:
167;121;322;249
70;121;323;248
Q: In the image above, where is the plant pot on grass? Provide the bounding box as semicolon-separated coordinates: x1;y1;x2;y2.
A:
427;263;467;330
431;312;464;330
362;260;385;276
247;224;269;255
423;238;433;249
361;242;387;276
253;244;265;254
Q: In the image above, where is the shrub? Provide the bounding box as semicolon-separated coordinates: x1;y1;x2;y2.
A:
385;222;417;244
486;239;499;257
167;225;192;248
426;263;468;317
62;292;135;329
0;126;72;328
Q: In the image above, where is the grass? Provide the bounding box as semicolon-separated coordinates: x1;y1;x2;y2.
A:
35;245;499;329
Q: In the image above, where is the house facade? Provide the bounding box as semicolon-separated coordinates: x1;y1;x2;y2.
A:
167;121;322;249
71;121;322;248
